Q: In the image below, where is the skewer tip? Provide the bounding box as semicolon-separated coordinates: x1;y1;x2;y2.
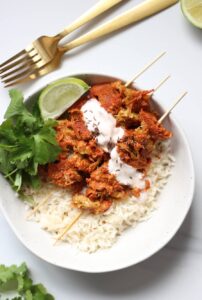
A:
158;91;188;123
153;75;171;93
125;51;167;87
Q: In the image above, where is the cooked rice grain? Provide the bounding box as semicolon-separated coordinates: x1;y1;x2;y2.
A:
26;141;174;253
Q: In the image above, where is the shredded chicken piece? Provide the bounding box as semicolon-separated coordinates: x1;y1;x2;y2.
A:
117;110;172;169
70;109;92;141
90;81;152;116
67;153;101;173
72;194;112;214
117;128;154;169
89;81;123;115
47;158;83;193
116;108;140;128
74;140;107;161
122;88;152;113
139;110;172;140
86;163;128;201
55;120;75;150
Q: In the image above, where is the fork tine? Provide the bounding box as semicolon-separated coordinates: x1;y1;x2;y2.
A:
2;68;36;85
2;57;51;87
0;56;31;74
0;57;42;80
3;60;53;87
5;76;32;88
0;50;27;68
0;64;32;80
0;52;39;75
0;57;28;74
4;71;38;87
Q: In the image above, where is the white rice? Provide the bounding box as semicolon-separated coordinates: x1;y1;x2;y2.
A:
25;141;174;253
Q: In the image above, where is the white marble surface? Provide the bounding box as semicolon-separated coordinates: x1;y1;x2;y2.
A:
0;0;202;299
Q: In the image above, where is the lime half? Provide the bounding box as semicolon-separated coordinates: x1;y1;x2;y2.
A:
181;0;202;29
39;77;90;119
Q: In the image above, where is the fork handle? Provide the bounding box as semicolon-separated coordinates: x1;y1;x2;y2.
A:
57;0;124;39
61;0;178;51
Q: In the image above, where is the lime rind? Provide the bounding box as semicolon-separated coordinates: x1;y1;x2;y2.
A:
50;77;90;90
181;0;202;29
39;77;90;119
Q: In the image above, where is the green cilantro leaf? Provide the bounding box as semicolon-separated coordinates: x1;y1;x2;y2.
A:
0;119;17;143
4;90;25;119
0;148;11;174
0;89;61;192
4;90;36;129
0;263;54;300
24;290;33;300
33;127;61;165
0;263;27;291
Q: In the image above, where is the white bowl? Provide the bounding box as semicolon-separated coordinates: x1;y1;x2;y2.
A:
0;73;195;273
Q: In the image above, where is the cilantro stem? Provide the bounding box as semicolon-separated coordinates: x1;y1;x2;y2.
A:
4;168;18;178
7;175;14;184
0;143;17;148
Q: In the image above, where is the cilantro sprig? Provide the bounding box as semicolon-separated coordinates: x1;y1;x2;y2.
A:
0;262;54;299
0;89;61;191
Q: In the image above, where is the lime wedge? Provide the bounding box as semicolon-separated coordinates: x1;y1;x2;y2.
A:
181;0;202;29
39;77;90;119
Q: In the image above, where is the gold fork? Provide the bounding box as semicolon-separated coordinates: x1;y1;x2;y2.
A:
0;0;123;85
1;0;178;87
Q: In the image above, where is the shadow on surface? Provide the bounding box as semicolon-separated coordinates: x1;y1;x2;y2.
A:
182;19;202;43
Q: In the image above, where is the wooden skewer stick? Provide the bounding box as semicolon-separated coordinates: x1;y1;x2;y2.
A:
125;51;166;87
27;192;52;219
158;91;188;124
152;75;171;93
147;75;170;96
54;211;83;245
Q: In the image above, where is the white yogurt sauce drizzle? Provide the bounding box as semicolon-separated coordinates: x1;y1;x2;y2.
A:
81;98;124;152
108;147;145;188
81;98;145;188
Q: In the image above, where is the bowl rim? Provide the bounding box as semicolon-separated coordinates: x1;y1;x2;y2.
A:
0;72;195;273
